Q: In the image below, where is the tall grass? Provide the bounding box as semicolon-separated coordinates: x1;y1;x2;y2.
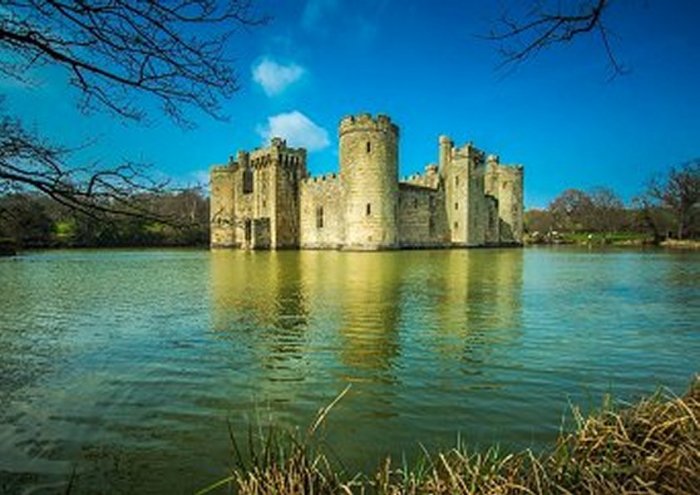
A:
200;376;699;494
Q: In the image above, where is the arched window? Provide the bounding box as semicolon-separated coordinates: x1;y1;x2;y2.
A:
366;203;371;216
366;141;371;153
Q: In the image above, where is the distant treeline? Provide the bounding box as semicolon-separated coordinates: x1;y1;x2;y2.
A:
0;189;209;248
1;161;697;249
525;161;699;244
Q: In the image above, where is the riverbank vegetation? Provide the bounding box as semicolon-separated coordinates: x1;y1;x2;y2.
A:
199;377;699;494
0;189;209;249
524;160;699;247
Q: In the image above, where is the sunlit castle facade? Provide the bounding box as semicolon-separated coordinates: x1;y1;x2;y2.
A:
210;113;523;250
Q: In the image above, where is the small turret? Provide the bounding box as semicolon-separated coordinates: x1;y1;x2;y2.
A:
439;135;453;175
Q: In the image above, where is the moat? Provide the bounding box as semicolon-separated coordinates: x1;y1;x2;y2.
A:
1;248;698;493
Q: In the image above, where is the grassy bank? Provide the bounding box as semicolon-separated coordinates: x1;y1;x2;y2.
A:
201;377;699;494
525;231;655;246
561;231;653;246
661;239;700;250
525;231;700;249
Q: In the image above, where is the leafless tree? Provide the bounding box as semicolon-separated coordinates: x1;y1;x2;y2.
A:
0;114;174;221
643;161;700;239
0;0;266;220
548;188;595;232
589;186;625;232
486;0;627;78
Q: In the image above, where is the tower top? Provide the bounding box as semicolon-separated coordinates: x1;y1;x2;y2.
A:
339;113;399;137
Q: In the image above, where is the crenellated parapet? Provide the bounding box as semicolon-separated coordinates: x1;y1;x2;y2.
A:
211;164;234;175
245;138;307;170
402;163;440;189
302;172;340;184
339;113;399;138
453;142;485;169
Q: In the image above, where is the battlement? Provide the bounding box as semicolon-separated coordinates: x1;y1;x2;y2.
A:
339;113;399;137
302;172;340;184
498;163;525;177
211;164;234;175
401;163;440;189
452;142;485;166
235;138;307;169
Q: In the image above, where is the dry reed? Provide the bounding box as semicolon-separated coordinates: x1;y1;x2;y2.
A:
199;376;699;495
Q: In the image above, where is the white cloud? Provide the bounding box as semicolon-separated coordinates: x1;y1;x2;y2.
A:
251;57;305;96
257;111;330;152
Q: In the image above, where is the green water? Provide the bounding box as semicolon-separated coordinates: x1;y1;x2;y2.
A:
0;248;698;493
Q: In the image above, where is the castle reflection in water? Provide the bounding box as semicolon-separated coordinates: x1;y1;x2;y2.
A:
208;249;523;384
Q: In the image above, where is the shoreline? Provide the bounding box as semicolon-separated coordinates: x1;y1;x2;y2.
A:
525;232;700;250
200;377;699;494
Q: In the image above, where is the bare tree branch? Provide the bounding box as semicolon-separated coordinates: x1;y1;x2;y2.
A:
0;1;267;223
0;114;186;223
0;0;268;126
485;0;628;78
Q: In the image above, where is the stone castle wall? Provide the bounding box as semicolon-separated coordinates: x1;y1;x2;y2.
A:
299;173;345;249
210;165;236;248
485;155;524;244
397;184;447;248
210;113;525;250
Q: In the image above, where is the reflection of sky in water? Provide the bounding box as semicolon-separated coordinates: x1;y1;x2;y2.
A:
0;248;698;492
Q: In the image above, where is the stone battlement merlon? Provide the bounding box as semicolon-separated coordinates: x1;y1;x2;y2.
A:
401;165;440;190
497;163;524;176
339;113;399;138
211;164;235;175
239;138;306;170
398;181;434;192
454;141;485;160
302;172;340;184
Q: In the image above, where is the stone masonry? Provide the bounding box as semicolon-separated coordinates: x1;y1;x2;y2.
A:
210;113;524;250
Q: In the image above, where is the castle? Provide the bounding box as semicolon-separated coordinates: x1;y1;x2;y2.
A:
210;113;524;250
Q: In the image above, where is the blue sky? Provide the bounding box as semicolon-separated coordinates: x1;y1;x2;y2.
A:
5;0;700;208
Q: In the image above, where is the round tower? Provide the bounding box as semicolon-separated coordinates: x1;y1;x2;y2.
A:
339;113;399;249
